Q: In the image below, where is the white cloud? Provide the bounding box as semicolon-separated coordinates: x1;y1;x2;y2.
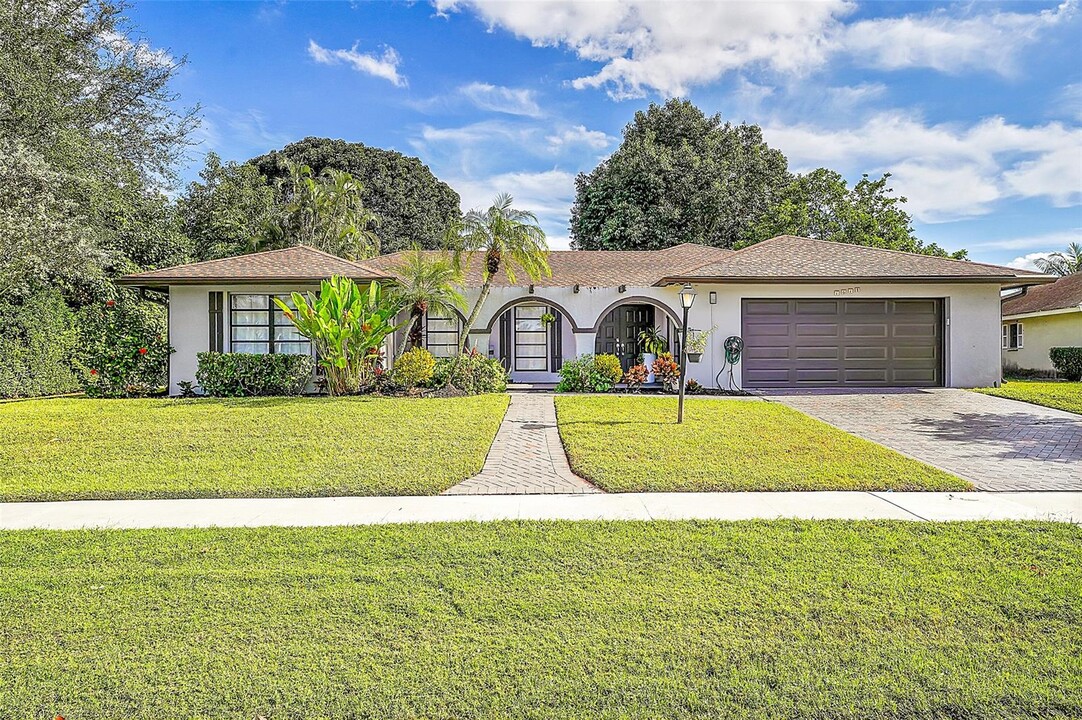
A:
1058;83;1082;122
100;29;174;69
433;0;1077;98
307;39;406;87
968;230;1082;252
764;113;1082;222
1007;252;1055;271
459;82;542;117
842;1;1076;76
546;125;613;151
450;169;577;246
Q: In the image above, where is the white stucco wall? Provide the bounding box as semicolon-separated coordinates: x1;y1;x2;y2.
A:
167;280;1006;392
1001;310;1082;372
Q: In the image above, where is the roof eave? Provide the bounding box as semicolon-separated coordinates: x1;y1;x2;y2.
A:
656;274;1057;286
116;274;393;287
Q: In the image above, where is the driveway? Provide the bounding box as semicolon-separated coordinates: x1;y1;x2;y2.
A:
766;388;1082;491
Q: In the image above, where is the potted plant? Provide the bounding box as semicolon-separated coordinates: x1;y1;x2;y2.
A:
638;326;668;383
540;311;557;328
685;326;715;363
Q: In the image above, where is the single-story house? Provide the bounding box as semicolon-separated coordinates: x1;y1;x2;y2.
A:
119;235;1051;394
1001;272;1082;374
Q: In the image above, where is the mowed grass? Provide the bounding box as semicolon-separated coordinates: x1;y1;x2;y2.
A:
0;395;508;501
556;396;968;492
975;380;1082;415
2;521;1079;719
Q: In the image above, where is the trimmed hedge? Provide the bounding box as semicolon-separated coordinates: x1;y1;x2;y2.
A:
432;351;508;394
0;288;80;398
195;352;315;397
1049;347;1082;381
556;354;624;393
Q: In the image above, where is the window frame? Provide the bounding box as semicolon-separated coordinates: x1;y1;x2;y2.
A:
1004;321;1024;351
424;310;461;358
514;305;550;372
229;293;311;356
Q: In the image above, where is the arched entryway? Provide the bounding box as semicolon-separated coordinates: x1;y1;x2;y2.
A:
481;296;575;378
593;298;682;370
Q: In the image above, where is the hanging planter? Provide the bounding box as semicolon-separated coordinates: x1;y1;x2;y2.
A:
687;352;702;363
684;326;715;366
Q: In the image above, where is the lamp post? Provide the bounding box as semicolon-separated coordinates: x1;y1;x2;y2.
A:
677;283;696;424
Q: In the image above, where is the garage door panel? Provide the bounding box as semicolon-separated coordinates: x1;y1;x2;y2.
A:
741;298;942;388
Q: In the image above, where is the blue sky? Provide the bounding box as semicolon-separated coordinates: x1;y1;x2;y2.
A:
129;0;1081;266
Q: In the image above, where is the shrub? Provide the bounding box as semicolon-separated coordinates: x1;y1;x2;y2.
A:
79;297;173;398
651;352;681;393
0;288;81;398
432;350;508;394
1050;347;1082;381
556;354;623;393
686;378;705;394
393;347;436;388
623;363;648;392
196;352;314;397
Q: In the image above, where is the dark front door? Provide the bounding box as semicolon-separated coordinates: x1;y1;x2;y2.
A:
595;304;656;370
741;298;943;388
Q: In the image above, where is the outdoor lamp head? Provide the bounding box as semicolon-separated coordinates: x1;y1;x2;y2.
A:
679;284;697;309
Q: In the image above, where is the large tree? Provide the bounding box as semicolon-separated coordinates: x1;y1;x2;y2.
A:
179;153;277;262
571;99;791;250
250;138;461;253
751;169;966;258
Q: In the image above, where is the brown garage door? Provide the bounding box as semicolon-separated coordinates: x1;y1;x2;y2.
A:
741;298;942;388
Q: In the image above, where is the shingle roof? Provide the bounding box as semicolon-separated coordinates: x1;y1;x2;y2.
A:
1002;273;1082;316
364;243;734;287
117;245;389;285
664;235;1050;285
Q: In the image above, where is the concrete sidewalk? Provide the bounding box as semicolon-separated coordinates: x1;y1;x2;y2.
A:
2;491;1079;530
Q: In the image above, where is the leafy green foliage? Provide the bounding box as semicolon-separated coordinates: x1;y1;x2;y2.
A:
571;99;790;250
391;250;465;357
195;352;314;397
751;168;965;258
393;347;436;388
179;152;277;261
0;288;81;398
432;350;508;394
556;396;970;492
556;354;623;393
650;352;681;393
0;395;509;500
623;363;649;391
638;326;668;355
2;521;1078;718
975;380;1082;414
277;277;405;395
250;137;461;253
1049;347;1082;381
78;298;172;398
256;162;381;260
451;193;551;351
1035;243;1082;276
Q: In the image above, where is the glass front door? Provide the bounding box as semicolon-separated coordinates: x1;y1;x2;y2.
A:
514;305;548;372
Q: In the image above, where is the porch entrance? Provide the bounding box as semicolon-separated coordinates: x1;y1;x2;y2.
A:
595;304;655;370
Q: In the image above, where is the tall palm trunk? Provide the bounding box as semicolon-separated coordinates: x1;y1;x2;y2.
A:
457;277;493;354
396;308;424;360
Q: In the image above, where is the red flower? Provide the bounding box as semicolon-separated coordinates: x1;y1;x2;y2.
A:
138;347;148;355
55;715;65;720
105;299;115;308
89;369;98;376
361;323;372;333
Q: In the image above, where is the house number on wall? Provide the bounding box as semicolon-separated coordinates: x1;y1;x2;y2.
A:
833;286;861;296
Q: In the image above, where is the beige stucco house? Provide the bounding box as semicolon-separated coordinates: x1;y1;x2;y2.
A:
1001;273;1082;374
119;235;1051;394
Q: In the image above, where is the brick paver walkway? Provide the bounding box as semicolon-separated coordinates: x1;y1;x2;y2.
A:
443;394;600;495
768;388;1082;491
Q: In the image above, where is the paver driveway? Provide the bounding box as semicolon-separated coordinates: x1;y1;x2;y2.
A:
767;388;1082;491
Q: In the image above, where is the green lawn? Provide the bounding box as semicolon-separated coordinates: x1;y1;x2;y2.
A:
556;396;968;492
2;521;1078;719
975;380;1082;415
0;395;508;501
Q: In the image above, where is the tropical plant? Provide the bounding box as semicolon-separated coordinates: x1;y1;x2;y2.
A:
555;354;623;393
651;352;681;393
431;349;508;394
391;249;466;358
195;352;314;397
540;312;557;327
393;347;436;388
686;326;716;355
80;298;174;398
595;354;624;386
275;277;405;395
1035;243;1082;277
638;326;668;355
257;162;381;260
623;363;649;392
450;193;551;353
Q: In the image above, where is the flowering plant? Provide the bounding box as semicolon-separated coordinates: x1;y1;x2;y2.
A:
623;363;648;392
80;299;173;398
651;352;681;393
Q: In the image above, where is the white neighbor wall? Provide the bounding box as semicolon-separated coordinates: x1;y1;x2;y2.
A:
167;280;1004;393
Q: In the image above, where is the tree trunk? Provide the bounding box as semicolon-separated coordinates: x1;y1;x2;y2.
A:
396;310;423;360
458;278;493;354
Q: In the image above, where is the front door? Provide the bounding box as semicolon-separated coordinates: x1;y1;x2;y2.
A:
595;305;656;370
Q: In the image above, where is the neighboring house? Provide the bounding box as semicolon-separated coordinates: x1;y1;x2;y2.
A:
1000;273;1082;374
119;235;1050;394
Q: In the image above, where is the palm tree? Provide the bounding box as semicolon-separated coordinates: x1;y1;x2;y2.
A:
451;193;551;352
1035;242;1082;277
391;249;466;358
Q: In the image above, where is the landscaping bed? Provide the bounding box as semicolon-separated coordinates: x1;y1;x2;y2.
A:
2;520;1078;719
556;395;968;492
975;380;1082;415
0;395;509;501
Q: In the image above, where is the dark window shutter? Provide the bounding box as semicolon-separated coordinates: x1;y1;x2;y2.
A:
209;292;224;352
550;309;563;371
498;310;512;370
